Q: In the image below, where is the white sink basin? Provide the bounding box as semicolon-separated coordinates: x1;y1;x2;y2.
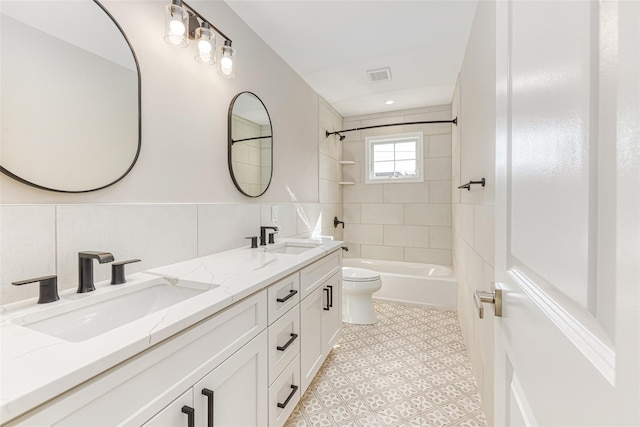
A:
15;278;214;342
265;241;321;255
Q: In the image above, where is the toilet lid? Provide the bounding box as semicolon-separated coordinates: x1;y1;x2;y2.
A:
342;267;380;282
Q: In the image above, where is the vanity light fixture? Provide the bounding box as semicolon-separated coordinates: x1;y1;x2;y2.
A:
164;0;188;47
164;0;235;77
194;22;215;64
217;40;236;78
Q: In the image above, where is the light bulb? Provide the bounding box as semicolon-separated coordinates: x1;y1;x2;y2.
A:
169;16;185;36
221;56;233;74
198;40;212;55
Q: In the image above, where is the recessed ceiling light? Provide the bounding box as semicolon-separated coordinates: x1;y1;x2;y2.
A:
385;100;395;105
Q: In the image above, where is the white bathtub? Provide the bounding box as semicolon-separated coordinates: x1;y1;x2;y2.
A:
342;258;457;310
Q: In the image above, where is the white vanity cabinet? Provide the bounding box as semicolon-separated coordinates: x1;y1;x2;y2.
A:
3;246;343;427
5;292;267;427
299;253;342;394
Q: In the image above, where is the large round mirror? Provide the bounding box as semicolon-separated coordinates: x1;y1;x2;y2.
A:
228;92;273;197
0;0;140;192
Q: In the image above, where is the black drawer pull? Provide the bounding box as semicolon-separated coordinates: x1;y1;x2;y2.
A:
327;285;334;308
202;388;214;427
277;333;298;351
323;287;330;310
276;289;298;303
277;385;299;409
181;405;194;427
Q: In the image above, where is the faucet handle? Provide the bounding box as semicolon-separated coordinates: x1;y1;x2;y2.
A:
268;232;277;244
111;259;141;285
245;236;259;249
12;275;60;304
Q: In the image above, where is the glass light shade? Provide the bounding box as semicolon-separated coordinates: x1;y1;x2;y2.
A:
194;25;215;64
164;3;188;48
217;41;236;78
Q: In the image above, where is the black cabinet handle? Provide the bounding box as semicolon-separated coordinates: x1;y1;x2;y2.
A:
181;405;194;427
276;289;297;303
277;333;298;352
202;388;214;427
323;287;330;311
327;285;334;308
277;385;299;409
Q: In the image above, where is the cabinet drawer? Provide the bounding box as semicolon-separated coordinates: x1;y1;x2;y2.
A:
267;273;300;324
268;355;301;427
268;305;300;385
300;251;341;299
8;291;267;427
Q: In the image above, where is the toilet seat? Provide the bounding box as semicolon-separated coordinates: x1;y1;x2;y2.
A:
342;267;380;282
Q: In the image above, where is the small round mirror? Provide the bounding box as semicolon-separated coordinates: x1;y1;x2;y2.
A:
228;92;273;197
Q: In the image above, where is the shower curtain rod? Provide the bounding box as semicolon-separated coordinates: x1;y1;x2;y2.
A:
325;117;458;140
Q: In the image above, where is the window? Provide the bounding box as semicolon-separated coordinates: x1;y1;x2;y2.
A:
365;132;423;183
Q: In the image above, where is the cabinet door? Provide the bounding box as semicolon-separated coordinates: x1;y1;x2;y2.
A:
143;389;193;427
321;271;342;353
193;331;268;427
300;285;324;393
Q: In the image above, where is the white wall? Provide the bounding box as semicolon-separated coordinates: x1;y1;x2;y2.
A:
0;0;319;204
0;1;343;304
341;107;453;264
452;1;496;425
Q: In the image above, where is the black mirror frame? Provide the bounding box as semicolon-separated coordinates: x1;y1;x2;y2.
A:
227;91;273;198
0;0;141;193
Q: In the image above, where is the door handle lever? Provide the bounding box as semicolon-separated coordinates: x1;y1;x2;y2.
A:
474;283;503;319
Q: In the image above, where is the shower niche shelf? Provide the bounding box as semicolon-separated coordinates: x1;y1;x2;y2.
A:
338;160;356;185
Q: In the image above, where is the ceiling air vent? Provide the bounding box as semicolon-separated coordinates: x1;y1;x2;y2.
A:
367;67;392;83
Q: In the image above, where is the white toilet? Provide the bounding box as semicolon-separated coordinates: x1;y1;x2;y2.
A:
342;267;382;324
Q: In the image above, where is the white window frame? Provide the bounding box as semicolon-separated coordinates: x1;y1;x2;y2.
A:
364;132;424;184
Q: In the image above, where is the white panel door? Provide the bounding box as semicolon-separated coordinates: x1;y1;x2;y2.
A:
494;0;639;426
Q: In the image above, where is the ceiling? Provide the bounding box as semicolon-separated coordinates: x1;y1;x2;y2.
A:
225;1;478;117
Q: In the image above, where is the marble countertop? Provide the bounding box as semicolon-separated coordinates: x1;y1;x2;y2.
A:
0;238;343;423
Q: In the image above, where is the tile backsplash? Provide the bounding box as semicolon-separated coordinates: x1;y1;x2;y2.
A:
0;202;333;305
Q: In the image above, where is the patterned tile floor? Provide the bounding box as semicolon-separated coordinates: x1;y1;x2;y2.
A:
285;302;487;427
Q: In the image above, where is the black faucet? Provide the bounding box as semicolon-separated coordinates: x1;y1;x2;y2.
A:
78;251;114;293
260;226;278;246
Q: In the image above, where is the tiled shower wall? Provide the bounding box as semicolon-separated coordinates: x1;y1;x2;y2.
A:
341;106;453;264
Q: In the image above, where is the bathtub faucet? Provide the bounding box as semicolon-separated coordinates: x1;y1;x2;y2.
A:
334;217;345;228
